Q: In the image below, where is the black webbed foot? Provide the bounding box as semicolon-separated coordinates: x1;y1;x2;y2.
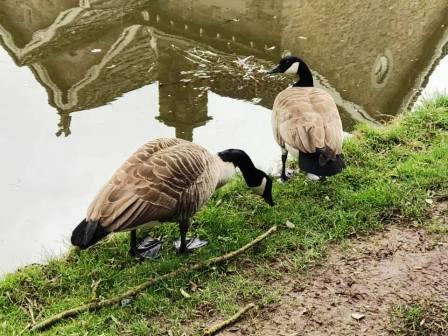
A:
279;169;295;182
132;236;163;260
174;237;208;254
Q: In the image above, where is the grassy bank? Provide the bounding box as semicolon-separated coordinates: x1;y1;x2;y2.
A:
1;97;448;335
389;300;448;335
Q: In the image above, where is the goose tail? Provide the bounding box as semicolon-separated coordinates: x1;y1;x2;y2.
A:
299;148;346;177
335;154;346;171
71;219;109;249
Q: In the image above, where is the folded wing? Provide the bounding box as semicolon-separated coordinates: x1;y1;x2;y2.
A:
87;138;216;232
273;87;343;154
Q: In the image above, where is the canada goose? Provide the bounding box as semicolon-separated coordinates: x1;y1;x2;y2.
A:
268;56;346;181
71;138;274;257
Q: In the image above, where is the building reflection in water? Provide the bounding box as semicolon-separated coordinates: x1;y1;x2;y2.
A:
0;0;446;138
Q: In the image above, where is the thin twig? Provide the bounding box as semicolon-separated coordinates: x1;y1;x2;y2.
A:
27;304;35;325
91;279;103;300
19;323;31;336
203;303;256;335
30;225;277;332
25;297;36;325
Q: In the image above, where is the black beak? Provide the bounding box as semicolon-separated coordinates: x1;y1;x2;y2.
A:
267;66;281;74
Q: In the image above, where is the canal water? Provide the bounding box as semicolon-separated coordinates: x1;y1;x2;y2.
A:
0;0;447;275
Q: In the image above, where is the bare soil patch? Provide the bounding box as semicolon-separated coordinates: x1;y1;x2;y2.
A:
218;202;448;336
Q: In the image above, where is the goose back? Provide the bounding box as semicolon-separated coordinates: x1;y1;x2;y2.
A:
86;138;222;232
272;87;343;154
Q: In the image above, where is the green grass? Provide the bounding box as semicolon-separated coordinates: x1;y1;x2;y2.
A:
389;300;448;335
1;96;448;335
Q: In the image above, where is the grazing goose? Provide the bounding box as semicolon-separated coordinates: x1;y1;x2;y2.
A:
71;138;274;257
268;56;346;181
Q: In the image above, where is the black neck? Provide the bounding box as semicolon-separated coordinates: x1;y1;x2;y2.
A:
218;149;262;187
293;62;314;87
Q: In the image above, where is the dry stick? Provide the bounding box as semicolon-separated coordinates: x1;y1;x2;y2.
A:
27;304;35;325
25;297;36;325
203;303;256;336
30;225;277;332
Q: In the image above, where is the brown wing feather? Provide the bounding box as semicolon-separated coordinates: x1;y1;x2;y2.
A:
272;87;343;154
86;138;218;232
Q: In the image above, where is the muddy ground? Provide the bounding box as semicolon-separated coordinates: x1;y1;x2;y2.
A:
217;202;448;336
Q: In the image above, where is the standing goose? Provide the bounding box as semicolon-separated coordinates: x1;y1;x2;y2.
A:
71;138;274;257
268;56;346;181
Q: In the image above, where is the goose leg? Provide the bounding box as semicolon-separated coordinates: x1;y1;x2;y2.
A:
129;229;138;257
178;219;190;254
129;229;162;259
281;148;289;181
175;220;208;253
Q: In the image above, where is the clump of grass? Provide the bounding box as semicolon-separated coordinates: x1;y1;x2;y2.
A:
0;97;448;335
389;300;448;336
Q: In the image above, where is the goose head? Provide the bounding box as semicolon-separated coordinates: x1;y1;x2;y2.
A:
268;55;314;87
249;172;274;207
218;149;274;206
268;55;302;74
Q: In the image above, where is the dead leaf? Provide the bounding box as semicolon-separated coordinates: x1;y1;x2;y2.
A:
351;312;365;320
286;220;296;229
425;199;433;205
110;314;120;325
180;289;191;299
189;281;198;292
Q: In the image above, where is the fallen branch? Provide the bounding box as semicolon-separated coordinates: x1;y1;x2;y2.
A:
203;303;256;336
30;225;277;332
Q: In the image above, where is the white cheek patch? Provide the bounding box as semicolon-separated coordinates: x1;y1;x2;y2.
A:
251;177;267;196
285;62;299;74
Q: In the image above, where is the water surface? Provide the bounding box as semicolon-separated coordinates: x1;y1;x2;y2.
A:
0;0;447;275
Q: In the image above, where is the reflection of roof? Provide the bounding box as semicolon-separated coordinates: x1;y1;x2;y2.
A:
278;0;448;119
31;25;158;113
0;6;84;63
403;27;448;108
0;0;148;64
